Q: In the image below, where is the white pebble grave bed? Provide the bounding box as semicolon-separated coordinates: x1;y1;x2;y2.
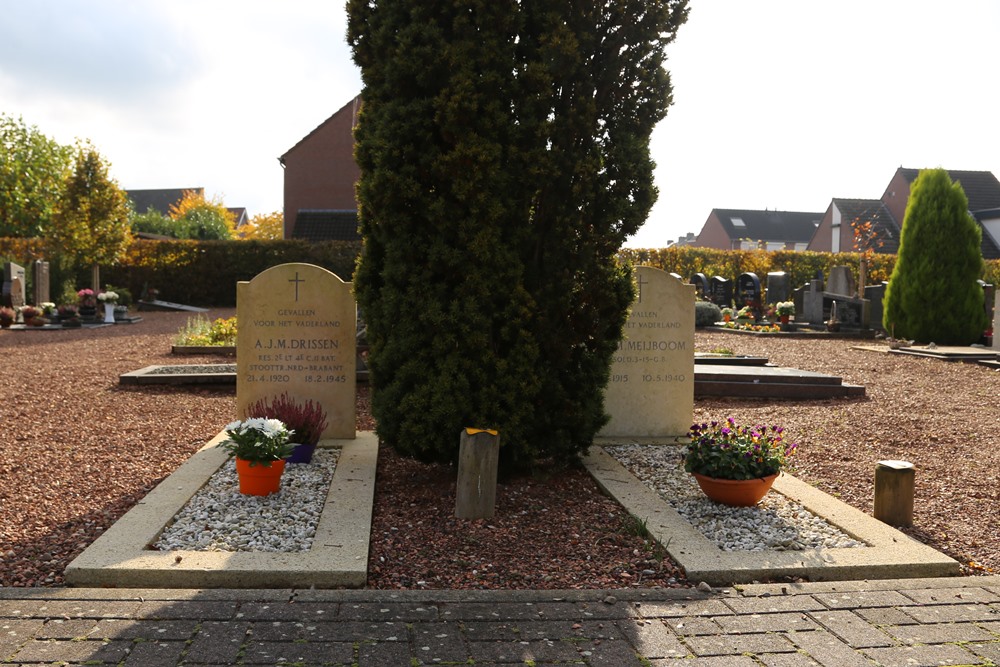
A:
605;444;866;552
153;448;339;553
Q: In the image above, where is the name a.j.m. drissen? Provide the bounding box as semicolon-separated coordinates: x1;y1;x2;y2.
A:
255;338;340;350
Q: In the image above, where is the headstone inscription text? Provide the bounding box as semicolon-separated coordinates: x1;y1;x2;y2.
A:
600;266;694;438
236;263;356;439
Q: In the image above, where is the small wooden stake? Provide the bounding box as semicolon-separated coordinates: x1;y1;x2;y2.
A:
874;459;914;527
455;428;500;519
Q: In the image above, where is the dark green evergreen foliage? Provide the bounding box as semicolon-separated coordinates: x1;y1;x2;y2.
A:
883;168;987;344
695;301;722;327
347;1;688;469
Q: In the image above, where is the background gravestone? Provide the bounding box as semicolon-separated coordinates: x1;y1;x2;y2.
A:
827;266;856;297
600;266;694;438
865;282;888;332
708;276;732;307
237;263;357;439
736;272;762;315
32;260;50;306
690;273;708;299
2;262;25;308
766;271;789;304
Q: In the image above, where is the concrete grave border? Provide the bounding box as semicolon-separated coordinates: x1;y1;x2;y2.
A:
584;444;960;585
65;431;378;589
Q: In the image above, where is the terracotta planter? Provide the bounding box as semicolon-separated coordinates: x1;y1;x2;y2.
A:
235;458;286;496
722;314;731;323
286;442;316;464
692;472;778;507
780;314;790;324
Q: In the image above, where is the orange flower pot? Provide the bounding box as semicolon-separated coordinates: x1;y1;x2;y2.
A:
692;472;778;507
235;458;286;496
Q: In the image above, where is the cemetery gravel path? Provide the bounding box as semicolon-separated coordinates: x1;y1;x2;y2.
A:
0;315;996;590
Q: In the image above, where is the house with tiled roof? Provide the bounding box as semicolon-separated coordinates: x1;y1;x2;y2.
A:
880;168;1000;259
126;188;204;216
808;198;900;254
694;209;823;251
279;95;361;242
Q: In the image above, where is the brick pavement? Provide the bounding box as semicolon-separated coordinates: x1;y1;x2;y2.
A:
0;576;998;665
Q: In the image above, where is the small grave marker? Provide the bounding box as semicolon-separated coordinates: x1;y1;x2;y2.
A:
827;266;856;297
690;273;709;299
736;272;762;317
2;262;25;308
236;263;356;439
709;276;732;308
32;260;50;306
600;266;694;438
766;271;789;304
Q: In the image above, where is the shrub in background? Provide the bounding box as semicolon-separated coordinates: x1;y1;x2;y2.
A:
694;301;722;327
883;169;987;343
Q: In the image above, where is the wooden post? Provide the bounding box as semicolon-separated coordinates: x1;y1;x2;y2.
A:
455;428;499;519
91;264;101;293
874;460;914;527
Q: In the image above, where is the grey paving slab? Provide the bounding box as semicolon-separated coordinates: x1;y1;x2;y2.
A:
884;621;996;644
861;643;985;667
683;631;797;656
616;618;689;659
807;609;896;648
787;629;874;667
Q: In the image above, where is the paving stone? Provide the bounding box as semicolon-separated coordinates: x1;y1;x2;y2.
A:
968;642;1000;663
759;652;822;666
807;609;895;648
182;620;248;664
980;620;1000;633
468;638;581;663
862;643;984;667
35;618;100;639
788;629;874;667
12;638;131;663
460;621;521;642
338;601;440;622
533;600;634;620
31;600;142;619
93;617;198;640
137;600;238;620
411;621;470;663
663;616;723;635
713;612;819;633
251;619;406;642
852;606;920;626
0;618;44;657
900;587;1000;605
0;601;45;618
581;638;646;666
885;621;995;644
437;601;550;621
902;603;1000;623
724;595;827;615
649;656;759;666
684;632;795;656
123;640;188;667
812;590;912;609
514;619;591;641
615;618;688;659
357;640;412;666
240;639;354;664
236;601;338;621
639;599;734;618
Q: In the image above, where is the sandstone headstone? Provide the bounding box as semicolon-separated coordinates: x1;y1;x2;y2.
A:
237;263;356;439
8;277;24;309
32;260;50;306
2;262;25;308
827;266;856;297
600;266;694;438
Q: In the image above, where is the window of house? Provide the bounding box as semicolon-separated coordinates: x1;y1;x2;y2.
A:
731;217;746;228
794;242;808;251
739;240;757;251
766;242;784;251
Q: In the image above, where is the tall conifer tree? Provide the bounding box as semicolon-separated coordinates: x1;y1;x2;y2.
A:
347;1;688;468
883;168;987;344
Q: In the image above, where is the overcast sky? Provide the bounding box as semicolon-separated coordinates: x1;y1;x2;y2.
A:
2;1;999;248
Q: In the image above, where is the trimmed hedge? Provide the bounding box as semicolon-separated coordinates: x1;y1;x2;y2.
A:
5;237;1000;308
0;238;362;306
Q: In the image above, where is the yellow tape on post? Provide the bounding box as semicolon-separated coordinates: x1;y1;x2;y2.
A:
464;427;498;436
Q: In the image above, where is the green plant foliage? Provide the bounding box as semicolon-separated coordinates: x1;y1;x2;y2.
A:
0;114;73;238
883;169;988;343
347;0;689;470
130;207;179;237
694;300;722;327
46;143;132;271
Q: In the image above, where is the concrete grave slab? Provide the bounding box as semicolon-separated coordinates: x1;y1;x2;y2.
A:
583;446;960;586
65;431;378;589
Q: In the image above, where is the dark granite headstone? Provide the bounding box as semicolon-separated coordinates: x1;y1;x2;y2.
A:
709;276;732;308
827;266;856;297
690;273;709;299
736;272;762;311
32;260;50;306
792;284;807;318
864;282;888;331
766;271;789;304
979;280;995;344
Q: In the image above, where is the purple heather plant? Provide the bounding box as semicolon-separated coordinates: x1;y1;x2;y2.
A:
685;417;797;480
